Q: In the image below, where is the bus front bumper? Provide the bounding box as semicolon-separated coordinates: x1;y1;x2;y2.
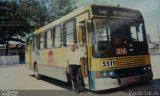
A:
93;71;153;91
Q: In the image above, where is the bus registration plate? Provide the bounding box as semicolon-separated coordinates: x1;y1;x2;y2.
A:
102;60;116;67
127;77;136;83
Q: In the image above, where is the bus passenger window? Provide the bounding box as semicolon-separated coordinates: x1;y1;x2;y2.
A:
36;35;40;49
52;28;55;47
33;36;36;50
64;21;76;46
55;26;62;48
40;32;45;49
47;29;52;49
44;32;47;48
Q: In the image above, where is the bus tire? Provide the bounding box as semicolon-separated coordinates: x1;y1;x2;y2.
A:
34;63;41;80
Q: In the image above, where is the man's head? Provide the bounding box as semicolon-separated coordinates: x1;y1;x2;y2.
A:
70;41;77;52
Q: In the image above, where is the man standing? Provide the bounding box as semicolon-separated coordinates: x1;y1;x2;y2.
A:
67;41;86;93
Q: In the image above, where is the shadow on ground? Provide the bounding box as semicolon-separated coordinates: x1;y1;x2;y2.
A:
95;79;160;95
30;75;72;90
30;74;160;95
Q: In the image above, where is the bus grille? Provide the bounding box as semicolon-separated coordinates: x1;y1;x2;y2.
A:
115;56;145;68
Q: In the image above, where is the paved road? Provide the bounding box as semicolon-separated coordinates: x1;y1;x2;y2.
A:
0;64;65;90
0;55;160;96
150;55;160;79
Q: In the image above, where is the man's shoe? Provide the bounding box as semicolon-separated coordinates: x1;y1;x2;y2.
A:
82;89;87;93
76;89;80;94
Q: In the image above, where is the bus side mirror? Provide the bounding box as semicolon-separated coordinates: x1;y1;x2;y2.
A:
87;20;93;32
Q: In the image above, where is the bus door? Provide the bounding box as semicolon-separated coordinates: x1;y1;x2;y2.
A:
78;21;90;89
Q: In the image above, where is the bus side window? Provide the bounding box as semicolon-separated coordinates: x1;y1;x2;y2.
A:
54;26;62;48
36;34;40;49
63;20;76;46
33;36;36;51
44;31;47;49
52;28;55;47
40;32;45;49
46;29;52;49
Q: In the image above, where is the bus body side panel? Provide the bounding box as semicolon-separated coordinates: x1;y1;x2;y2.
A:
38;64;68;82
32;48;69;82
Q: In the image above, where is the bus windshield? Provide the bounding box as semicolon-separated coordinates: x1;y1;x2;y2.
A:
92;18;148;58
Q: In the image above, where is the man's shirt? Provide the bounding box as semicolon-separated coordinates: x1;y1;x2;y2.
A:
67;49;84;65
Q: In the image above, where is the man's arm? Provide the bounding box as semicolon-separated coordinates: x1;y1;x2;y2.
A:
67;59;70;74
78;49;87;58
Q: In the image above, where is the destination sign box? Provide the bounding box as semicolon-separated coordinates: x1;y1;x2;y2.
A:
92;6;141;19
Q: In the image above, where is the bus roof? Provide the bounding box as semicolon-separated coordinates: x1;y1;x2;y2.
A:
34;4;141;34
34;5;91;34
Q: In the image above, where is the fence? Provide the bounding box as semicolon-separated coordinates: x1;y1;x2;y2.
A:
0;55;19;64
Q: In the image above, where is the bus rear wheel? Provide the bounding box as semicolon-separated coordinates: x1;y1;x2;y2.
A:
34;63;41;79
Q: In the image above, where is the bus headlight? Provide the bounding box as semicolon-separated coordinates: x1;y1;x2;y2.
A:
96;71;109;78
102;72;108;78
143;67;146;71
148;67;151;70
96;71;116;78
109;71;114;76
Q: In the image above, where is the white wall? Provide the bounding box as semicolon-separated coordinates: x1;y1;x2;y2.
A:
0;56;19;65
149;48;160;55
0;49;20;56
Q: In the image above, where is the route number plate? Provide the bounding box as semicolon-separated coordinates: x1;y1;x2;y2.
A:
102;60;116;67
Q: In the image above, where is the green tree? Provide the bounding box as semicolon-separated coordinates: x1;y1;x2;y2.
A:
0;0;51;55
0;0;77;55
49;0;77;20
0;1;31;41
0;1;31;55
17;0;50;28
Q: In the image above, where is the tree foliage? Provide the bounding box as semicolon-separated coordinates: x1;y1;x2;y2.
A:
17;0;50;27
0;1;31;44
0;0;49;44
49;0;77;20
0;0;77;45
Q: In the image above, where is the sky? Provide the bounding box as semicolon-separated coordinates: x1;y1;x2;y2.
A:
77;0;160;42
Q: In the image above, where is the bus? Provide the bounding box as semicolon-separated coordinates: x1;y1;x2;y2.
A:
25;4;153;91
